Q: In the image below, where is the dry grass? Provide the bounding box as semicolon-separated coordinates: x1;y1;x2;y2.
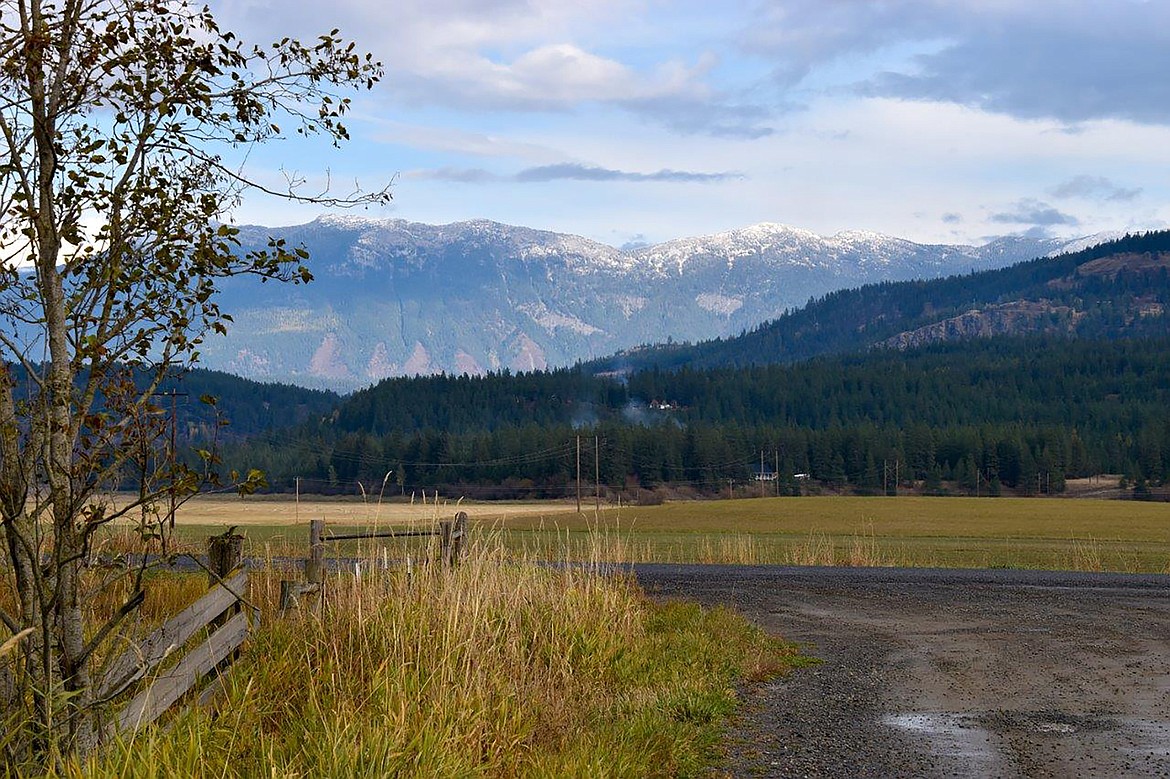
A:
167;491;578;528
97;493;1170;572
498;496;1170;542
12;532;804;778
489;496;1170;572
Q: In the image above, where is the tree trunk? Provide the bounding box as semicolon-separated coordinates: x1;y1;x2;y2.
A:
23;0;98;753
0;369;50;756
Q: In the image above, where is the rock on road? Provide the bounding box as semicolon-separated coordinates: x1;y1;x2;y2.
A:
634;565;1170;778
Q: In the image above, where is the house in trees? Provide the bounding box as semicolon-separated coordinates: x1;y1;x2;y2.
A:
751;463;778;482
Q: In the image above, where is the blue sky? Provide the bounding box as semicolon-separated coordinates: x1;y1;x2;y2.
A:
209;0;1170;248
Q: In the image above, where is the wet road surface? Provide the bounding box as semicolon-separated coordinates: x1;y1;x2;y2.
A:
634;565;1170;778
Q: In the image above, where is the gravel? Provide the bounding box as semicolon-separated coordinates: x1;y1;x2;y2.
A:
633;565;1170;778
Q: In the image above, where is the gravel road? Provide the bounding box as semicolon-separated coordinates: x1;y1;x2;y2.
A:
633;565;1170;778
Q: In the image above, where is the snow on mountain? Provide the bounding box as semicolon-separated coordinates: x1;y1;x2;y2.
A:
632;223;828;275
205;217;1116;391
1046;231;1128;257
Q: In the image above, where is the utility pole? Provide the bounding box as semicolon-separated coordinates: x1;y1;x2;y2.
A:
885;459;900;497
151;388;187;532
775;450;780;497
728;478;733;501
169;390;177;529
594;435;600;512
576;435;582;513
760;450;766;497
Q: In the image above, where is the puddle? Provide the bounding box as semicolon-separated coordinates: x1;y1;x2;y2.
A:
883;712;1006;776
1117;718;1170;758
887;710;1170;775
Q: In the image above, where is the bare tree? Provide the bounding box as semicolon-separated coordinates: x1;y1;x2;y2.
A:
0;0;387;761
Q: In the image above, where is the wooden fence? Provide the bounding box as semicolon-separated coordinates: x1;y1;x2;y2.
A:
110;512;470;732
106;534;252;736
280;511;469;613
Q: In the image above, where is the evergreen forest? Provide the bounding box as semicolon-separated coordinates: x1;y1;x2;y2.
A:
212;336;1170;499
160;230;1170;500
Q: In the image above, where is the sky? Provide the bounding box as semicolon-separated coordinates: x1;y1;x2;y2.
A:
207;0;1170;249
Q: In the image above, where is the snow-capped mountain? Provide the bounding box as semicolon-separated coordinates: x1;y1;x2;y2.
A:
203;216;1105;391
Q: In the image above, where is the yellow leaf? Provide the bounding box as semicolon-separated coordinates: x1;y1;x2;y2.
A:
0;628;35;661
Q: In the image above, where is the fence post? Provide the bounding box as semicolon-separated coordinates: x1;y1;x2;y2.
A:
305;518;325;585
439;512;469;567
439;520;452;567
279;580;297;613
207;532;244;679
207;533;243;585
452;511;468;564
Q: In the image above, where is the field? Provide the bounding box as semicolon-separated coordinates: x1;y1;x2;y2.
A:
21;539;802;777
168;491;572;527
164;493;1170;573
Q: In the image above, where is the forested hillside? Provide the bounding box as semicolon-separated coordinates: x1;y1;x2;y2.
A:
5;365;337;442
194;232;1170;499
200;216;1086;389
162;369;339;441
219;336;1170;498
592;230;1170;373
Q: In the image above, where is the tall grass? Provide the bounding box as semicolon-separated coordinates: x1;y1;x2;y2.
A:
54;534;801;778
477;526;1168;572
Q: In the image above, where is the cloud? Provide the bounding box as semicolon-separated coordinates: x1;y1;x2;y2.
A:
620;95;777;139
1021;225;1057;240
210;0;776;138
515;163;742;183
413;163;742;184
941;213;962;224
393;44;774;138
989;199;1079;227
413;167;499;184
745;2;1170;126
1049;175;1142;203
371;122;564;163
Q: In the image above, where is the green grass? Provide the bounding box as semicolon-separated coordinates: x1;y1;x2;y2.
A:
515;496;1170;540
161;496;1170;573
60;554;803;778
24;494;1160;776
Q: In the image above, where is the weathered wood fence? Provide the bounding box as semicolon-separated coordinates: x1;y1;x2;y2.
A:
280;511;469;613
107;533;252;736
109;512;470;731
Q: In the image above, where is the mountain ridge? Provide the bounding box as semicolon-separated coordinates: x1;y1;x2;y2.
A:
203;215;1121;391
590;230;1170;374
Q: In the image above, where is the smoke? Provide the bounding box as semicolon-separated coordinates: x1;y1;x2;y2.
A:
621;399;683;429
621;400;652;426
571;402;599;430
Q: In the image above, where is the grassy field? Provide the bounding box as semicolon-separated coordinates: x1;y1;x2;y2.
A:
41;544;804;778
17;493;1157;774
168;491;576;527
161;493;1170;573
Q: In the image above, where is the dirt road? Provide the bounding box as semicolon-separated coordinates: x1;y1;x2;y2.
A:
634;565;1170;778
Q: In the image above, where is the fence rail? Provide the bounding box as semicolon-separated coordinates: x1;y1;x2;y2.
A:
107;535;251;737
280;512;469;613
107;513;470;732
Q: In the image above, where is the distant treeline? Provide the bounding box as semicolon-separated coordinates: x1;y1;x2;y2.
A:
214;336;1170;497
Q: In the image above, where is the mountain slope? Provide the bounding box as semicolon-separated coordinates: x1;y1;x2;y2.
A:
201;216;1099;390
224;334;1170;495
591;230;1170;373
